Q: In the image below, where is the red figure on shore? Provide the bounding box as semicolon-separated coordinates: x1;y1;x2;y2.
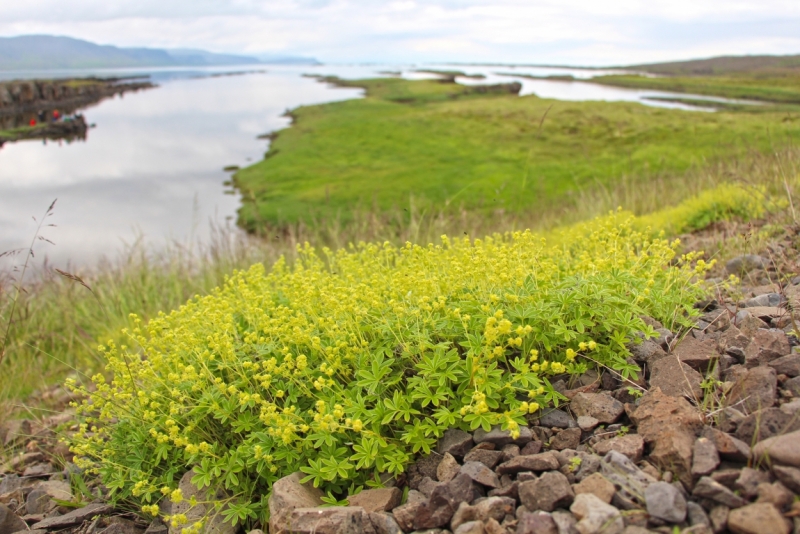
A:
29;118;36;126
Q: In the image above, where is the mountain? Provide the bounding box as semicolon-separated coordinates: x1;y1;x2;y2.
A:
0;35;316;70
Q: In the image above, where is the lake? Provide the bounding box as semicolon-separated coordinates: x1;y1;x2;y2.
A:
0;63;745;269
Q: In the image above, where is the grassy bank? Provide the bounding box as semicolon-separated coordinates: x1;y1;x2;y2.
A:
2;147;798;422
234;76;800;230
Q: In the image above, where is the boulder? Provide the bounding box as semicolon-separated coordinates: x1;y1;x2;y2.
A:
516;511;558;534
644;481;687;524
368;512;403;534
269;472;324;534
286;507;365;534
0;503;27;534
728;366;777;413
727;502;790;534
438;429;474;459
414;473;476;530
743;329;790;368
769;354;800;377
538;408;577;429
648;355;703;399
672;336;719;372
600;451;656;509
752;429;800;468
702;427;751;462
570;393;625;424
692;476;747;508
459;461;500;488
550;428;582;450
735;407;800;443
462;448;503;469
348;488;402;513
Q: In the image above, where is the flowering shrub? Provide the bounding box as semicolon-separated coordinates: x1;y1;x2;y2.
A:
69;212;711;528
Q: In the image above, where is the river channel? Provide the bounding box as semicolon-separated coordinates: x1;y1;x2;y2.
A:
0;63;748;269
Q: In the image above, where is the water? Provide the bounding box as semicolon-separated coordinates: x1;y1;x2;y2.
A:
0;63;754;269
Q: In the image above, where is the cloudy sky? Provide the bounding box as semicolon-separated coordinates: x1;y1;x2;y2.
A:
1;0;799;65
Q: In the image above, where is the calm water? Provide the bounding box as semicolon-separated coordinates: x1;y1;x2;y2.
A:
0;63;747;269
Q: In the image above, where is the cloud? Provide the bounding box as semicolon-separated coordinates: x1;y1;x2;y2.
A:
1;0;798;64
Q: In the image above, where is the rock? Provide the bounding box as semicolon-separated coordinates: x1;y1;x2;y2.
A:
551;511;578;534
745;293;783;308
708;505;729;533
391;493;426;532
721;325;750;362
772;465;800;493
1;419;31;447
753;429;800;468
349;488;402;513
702;427;751;462
495;452;559;475
735;407;800;443
692;437;720;477
439;429;474;459
726;255;768;275
459;461;500;488
437;453;461;483
785;376;800;397
711;468;744;488
570;393;625;424
628;338;668;364
577;416;600;432
592;435;644;463
756;481;794;510
572;473;615;504
687;501;711;529
727;502;790;534
538;409;577;429
648;355;703;399
673;336;719;371
570;493;624;534
418;477;444;497
287;507;365;533
26;487;55;515
500;444;520;462
449;497;515;531
96;517;141;534
744;329;791;368
516;511;558;534
733;467;770;499
33;502;112;530
769;354;800;377
644;482;687;524
473;425;532;447
414;473;476;530
170;469;235;534
453;520;484;534
728;366;777;413
692;476;747;508
145;518;169;534
462;448;503;470
599;451;656;509
518;441;542;456
550;428;582;450
0;503;27;534
414;454;444;481
269;472;325;534
369;512;403;534
519;471;574;512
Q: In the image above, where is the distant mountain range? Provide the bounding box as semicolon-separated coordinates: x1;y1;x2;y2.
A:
0;35;318;70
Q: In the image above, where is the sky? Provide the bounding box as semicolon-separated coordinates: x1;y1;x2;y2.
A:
1;0;799;65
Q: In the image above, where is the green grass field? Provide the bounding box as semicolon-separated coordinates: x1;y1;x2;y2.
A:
234;76;800;230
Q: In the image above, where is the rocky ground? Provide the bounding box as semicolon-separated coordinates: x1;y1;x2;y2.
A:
2;222;800;534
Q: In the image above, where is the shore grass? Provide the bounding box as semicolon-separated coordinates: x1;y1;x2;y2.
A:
2;147;798;424
234;76;800;230
592;73;800;105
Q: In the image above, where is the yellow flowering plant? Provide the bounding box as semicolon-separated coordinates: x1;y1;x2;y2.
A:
68;212;711;527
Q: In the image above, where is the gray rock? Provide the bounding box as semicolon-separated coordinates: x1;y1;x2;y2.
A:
687;501;711;529
599;451;656;509
438;429;474;459
772;465;800;493
755;481;795;510
570;393;625;424
785;375;800;397
708;505;729;533
519;441;543;456
754;429;800;468
348;488;402;513
780;398;800;415
628;338;668;364
770;354;800;377
574;453;602;482
170;469;236;534
33;503;112;530
0;503;27;534
495;452;559;475
538;409;577;429
692;437;720;477
734;468;771;499
287;507;365;534
473;425;532;447
692;476;747;508
744;293;783;308
391;495;426;532
414;473;476;530
644;482;687;524
459;461;500;488
550;428;582;451
735;407;800;444
649;355;703;399
369;512;403;534
269;472;325;534
144;518;169;534
727;502;791;534
453;520;483;534
462;448;503;469
672;336;719;372
744;329;791;368
449;497;515;531
577;416;600;432
418;477;444;497
592;434;645;463
517;511;558;534
728;366;777;413
518;471;574;512
551;511;579;534
726;254;768;275
500;444;520;462
570;493;624;534
437;453;461;483
702;427;751;462
26;487;55;515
